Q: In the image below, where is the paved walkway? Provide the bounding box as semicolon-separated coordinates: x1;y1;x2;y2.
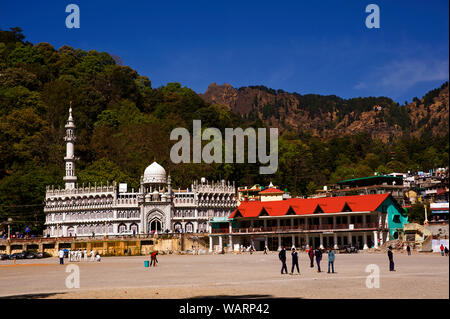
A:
0;251;448;298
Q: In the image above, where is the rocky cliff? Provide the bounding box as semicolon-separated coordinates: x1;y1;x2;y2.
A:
200;82;449;142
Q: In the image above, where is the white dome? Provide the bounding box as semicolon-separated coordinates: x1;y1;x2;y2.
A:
143;161;167;184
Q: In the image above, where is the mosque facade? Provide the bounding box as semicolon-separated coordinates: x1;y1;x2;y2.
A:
43;108;237;237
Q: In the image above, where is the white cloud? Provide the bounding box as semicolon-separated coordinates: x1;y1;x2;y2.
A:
355;58;449;95
379;59;449;90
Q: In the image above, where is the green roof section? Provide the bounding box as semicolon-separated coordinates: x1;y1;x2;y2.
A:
337;175;403;184
208;217;232;224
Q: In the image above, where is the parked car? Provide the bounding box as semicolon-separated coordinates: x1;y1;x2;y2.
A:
339;245;358;254
0;254;9;260
9;252;26;259
36;252;51;259
24;251;36;259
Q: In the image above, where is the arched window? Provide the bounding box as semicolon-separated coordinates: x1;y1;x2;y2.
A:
174;222;182;232
185;222;193;233
118;223;127;233
130;223;138;235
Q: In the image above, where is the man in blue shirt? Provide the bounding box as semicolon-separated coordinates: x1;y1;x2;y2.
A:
327;247;335;273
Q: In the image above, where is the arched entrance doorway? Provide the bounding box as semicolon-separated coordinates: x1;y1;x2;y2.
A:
149;219;162;233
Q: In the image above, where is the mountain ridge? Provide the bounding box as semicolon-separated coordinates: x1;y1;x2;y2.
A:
200;82;449;142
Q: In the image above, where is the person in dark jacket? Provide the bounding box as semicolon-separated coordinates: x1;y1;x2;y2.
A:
315;248;322;272
279;247;288;274
290;248;300;274
388;246;395;271
406;245;411;256
308;248;315;268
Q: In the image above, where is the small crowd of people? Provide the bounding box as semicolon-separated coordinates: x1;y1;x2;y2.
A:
58;248;101;265
439;244;449;256
278;246;336;275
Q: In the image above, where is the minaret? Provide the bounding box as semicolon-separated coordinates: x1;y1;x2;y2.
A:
63;104;77;190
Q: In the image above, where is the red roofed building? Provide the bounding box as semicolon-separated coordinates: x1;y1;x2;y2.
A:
208;193;408;253
259;187;285;202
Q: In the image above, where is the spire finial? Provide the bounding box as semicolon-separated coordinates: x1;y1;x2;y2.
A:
68;101;73;122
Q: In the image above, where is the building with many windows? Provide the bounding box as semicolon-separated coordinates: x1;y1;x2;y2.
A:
209;193;408;252
43;107;237;237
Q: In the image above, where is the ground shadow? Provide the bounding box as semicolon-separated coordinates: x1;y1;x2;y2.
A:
0;292;66;299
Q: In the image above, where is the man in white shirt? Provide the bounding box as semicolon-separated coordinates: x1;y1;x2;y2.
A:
58;249;64;265
83;249;88;261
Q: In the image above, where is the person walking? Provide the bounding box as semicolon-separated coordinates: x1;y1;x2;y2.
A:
279;247;288;274
58;248;64;265
315;248;322;272
444;247;449;256
327;247;335;273
264;246;268;255
308;248;315;268
90;250;95;262
440;244;445;256
388;246;395;271
83;249;88;261
290;248;300;275
406;245;411;256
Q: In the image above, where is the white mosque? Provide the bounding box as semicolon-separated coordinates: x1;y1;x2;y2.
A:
43;107;237;238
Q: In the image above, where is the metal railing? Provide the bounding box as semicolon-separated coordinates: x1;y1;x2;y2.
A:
211;222;378;234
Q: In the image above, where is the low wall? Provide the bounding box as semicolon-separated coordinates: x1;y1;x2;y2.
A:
0;234;210;257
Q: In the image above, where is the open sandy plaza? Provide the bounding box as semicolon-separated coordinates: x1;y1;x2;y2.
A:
0;251;448;299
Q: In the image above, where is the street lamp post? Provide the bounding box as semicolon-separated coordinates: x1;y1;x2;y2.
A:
6;218;13;240
424;204;429;225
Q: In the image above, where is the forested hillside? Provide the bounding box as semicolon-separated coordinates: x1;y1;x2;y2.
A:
0;28;448;233
201;82;449;142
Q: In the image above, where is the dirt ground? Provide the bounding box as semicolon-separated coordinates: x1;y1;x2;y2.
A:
0;251;448;299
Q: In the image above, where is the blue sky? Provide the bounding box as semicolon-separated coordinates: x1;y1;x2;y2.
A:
1;0;448;103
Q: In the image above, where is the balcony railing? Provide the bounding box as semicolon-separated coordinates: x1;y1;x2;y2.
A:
211;222;377;234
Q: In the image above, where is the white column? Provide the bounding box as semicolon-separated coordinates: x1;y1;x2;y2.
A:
379;231;384;246
333;233;338;249
319;233;324;249
363;232;368;250
219;236;223;251
291;234;295;249
305;234;309;249
228;235;233;252
277;235;282;250
209;236;213;253
264;236;268;249
373;231;379;248
348;233;352;246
